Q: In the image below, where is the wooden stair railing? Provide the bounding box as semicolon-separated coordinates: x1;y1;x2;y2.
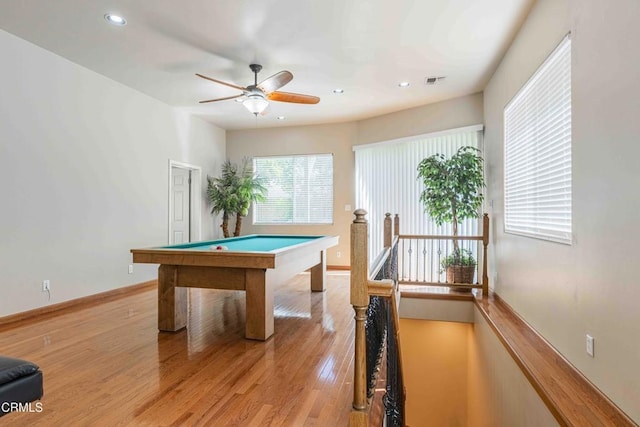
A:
397;213;490;294
350;210;405;427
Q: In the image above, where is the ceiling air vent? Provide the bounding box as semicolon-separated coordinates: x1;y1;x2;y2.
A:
425;76;446;85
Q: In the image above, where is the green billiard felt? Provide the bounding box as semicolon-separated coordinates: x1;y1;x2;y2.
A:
160;235;323;252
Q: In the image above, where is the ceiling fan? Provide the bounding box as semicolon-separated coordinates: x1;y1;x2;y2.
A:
196;64;320;116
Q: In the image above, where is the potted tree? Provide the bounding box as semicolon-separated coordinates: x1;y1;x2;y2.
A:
207;160;240;238
417;146;484;285
232;158;266;237
207;158;266;238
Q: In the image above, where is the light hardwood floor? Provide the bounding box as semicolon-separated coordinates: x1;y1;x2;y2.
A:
0;272;354;426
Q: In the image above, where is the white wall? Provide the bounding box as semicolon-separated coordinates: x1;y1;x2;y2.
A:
0;30;226;317
356;92;484;145
484;0;640;420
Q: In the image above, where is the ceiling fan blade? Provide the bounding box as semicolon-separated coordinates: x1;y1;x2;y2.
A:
257;71;293;94
268;91;320;104
199;94;244;104
195;73;246;91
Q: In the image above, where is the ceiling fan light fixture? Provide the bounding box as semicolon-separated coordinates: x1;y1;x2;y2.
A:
243;94;269;116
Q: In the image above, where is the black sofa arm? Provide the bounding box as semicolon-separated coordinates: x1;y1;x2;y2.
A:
0;356;43;417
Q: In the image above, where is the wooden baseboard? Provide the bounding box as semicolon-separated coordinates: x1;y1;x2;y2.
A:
474;292;636;426
400;290;475;302
328;265;350;271
0;280;157;330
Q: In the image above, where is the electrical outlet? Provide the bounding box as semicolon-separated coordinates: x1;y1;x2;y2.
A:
42;280;50;292
336;251;341;258
128;264;134;274
586;334;594;357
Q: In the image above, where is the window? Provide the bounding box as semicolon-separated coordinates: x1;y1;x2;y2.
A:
504;34;572;244
254;154;333;224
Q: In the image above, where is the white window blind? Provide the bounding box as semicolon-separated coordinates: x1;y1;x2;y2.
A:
504;35;572;244
354;126;482;263
254;154;333;224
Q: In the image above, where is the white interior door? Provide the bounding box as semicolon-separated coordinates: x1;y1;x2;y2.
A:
170;166;191;244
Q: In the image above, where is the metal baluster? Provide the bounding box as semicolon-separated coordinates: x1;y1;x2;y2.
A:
430;239;434;282
383;297;404;427
437;240;443;283
365;296;387;399
422;240;427;282
401;239;405;281
407;240;412;282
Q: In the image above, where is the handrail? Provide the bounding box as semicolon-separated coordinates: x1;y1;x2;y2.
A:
367;279;393;297
399;234;484;240
397;213;490;295
369;247;391;281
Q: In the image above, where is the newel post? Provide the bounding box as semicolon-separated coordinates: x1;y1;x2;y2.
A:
482;213;489;295
350;209;369;424
384;213;392;248
394;214;400;237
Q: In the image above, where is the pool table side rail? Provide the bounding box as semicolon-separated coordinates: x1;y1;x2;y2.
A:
158;234;325;251
131;235;339;269
131;250;276;268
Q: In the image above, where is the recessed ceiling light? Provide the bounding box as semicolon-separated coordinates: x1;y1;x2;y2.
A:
398;81;410;88
333;88;344;94
104;14;127;26
235;98;244;103
277;116;286;120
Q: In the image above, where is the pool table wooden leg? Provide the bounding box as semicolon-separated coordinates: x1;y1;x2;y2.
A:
310;249;327;292
245;269;274;340
157;265;187;332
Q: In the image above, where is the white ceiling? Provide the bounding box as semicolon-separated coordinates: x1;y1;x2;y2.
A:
0;0;533;131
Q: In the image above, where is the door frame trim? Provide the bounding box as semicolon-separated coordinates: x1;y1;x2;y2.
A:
168;160;202;244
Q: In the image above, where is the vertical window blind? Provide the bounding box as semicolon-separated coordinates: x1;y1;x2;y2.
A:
504;34;572;244
253;154;333;224
354;127;482;262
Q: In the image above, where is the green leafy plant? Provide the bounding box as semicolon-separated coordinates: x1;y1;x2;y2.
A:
440;248;476;270
207;158;266;238
233;158;266;237
417;146;485;262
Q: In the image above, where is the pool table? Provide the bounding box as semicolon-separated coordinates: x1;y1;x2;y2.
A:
130;234;339;340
